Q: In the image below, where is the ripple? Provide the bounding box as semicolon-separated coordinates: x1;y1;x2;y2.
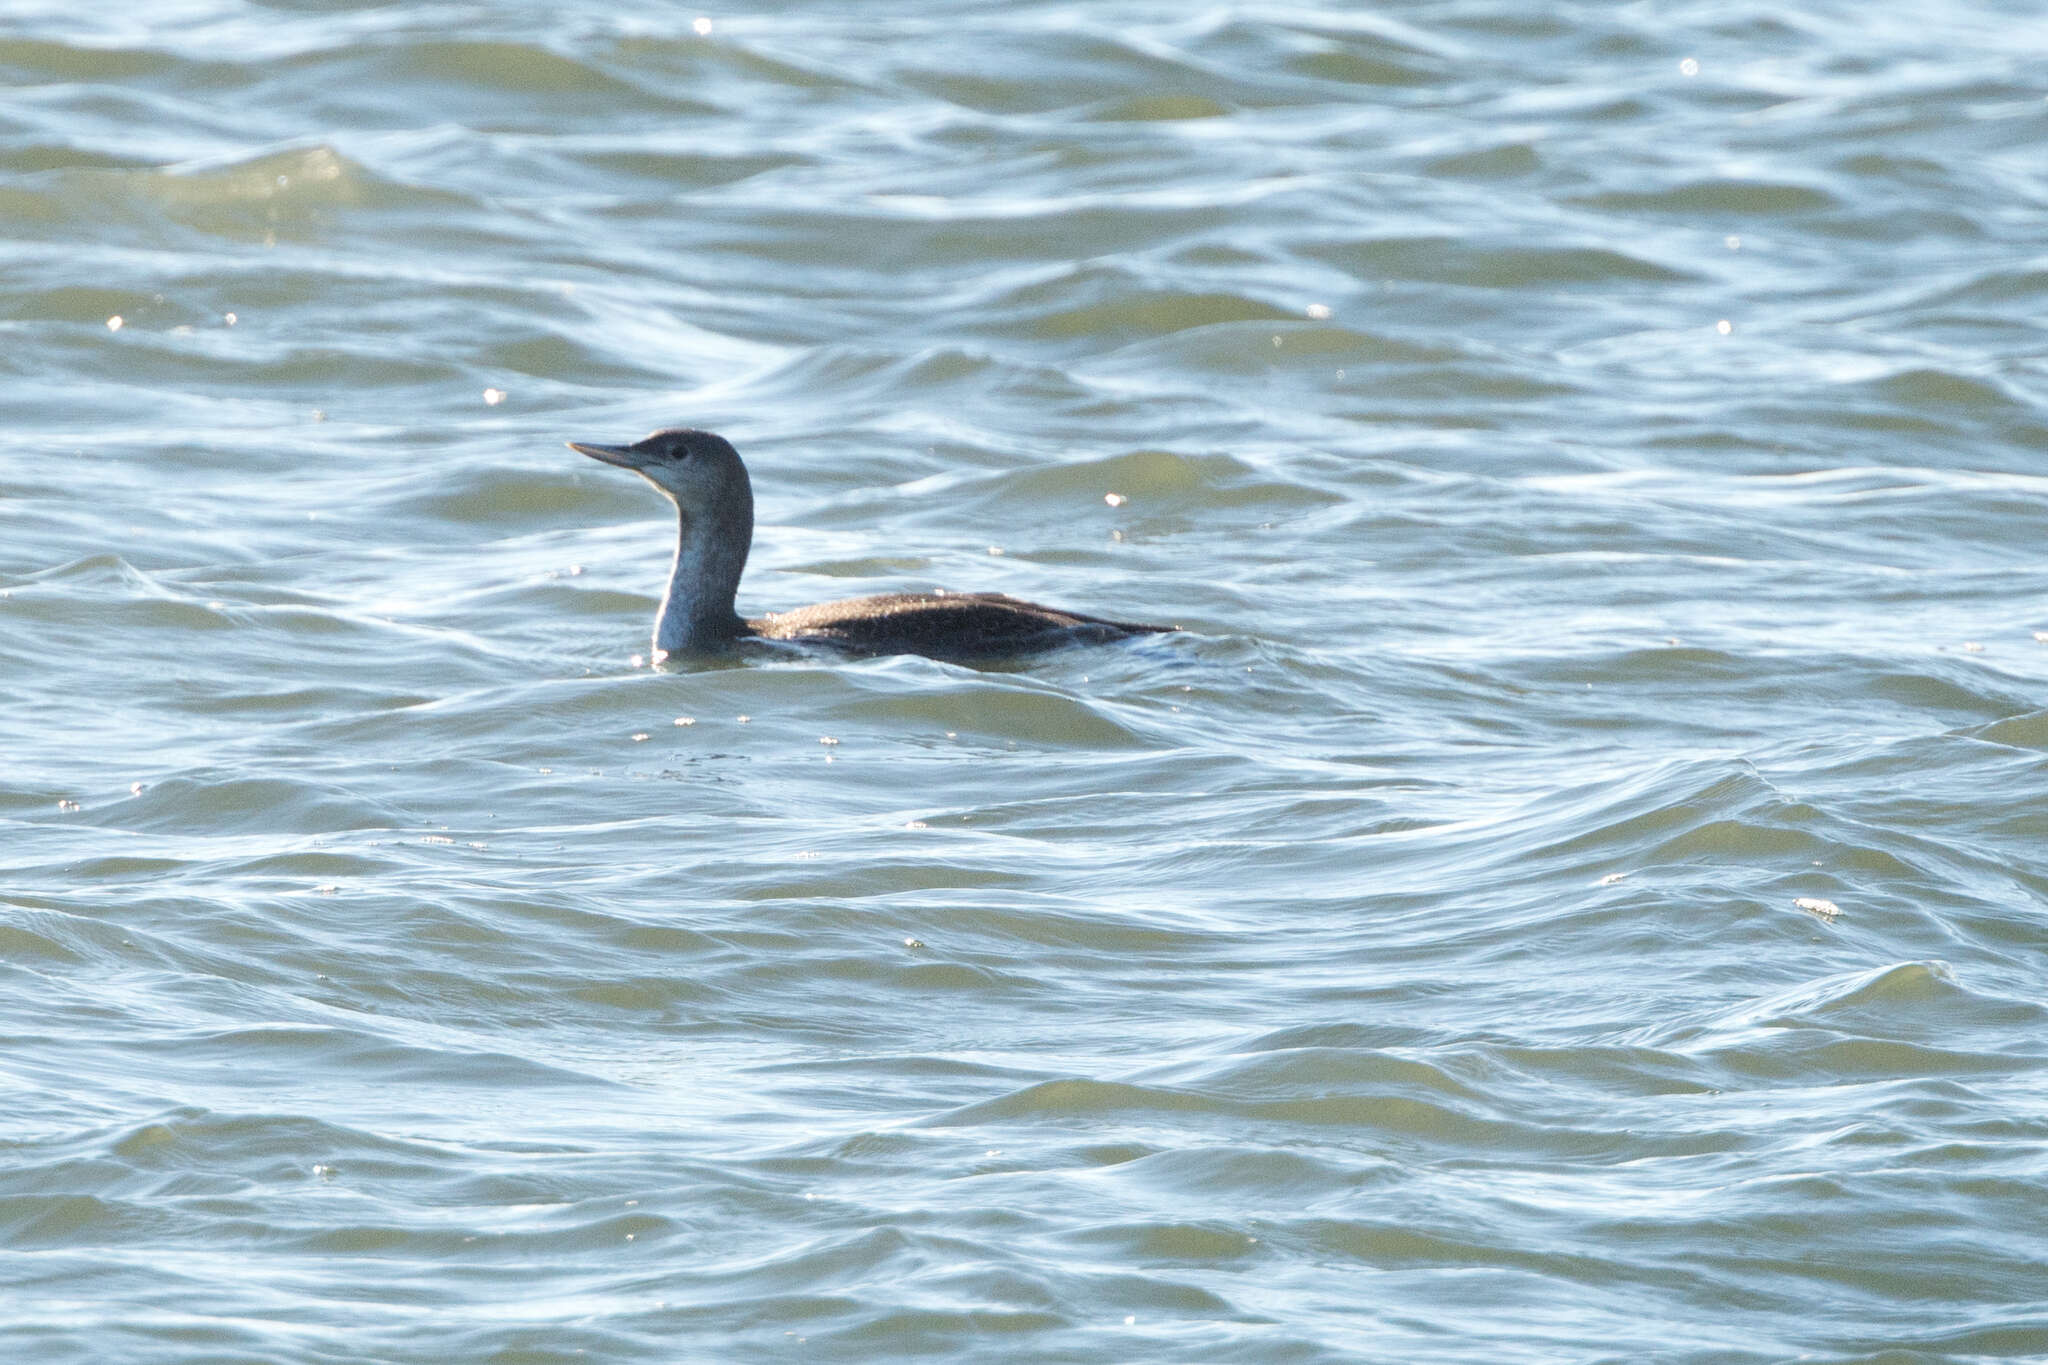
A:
7;2;2048;1361
1572;178;1843;216
1307;234;1696;287
108;775;410;835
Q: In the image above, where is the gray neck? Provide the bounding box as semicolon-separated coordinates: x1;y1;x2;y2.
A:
653;501;750;656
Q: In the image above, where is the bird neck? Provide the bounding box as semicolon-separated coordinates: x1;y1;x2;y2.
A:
653;499;750;658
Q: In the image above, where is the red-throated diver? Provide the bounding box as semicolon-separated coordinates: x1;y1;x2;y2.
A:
570;427;1174;662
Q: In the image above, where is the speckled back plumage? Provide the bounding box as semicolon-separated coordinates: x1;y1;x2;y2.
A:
752;591;1171;660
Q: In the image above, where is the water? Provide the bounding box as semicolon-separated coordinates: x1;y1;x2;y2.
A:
4;2;2048;1360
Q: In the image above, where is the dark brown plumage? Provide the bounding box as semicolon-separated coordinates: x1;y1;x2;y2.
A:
571;428;1173;662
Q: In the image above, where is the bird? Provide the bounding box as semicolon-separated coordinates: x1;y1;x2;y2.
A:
570;427;1174;662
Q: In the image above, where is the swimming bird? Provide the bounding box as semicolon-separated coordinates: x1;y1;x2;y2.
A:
571;427;1173;662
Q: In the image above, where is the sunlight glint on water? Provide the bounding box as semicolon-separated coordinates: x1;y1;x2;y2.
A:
3;3;2048;1362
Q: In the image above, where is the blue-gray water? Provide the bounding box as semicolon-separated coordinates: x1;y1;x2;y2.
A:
5;3;2048;1361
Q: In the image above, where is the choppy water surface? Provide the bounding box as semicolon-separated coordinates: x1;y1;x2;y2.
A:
5;3;2048;1360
